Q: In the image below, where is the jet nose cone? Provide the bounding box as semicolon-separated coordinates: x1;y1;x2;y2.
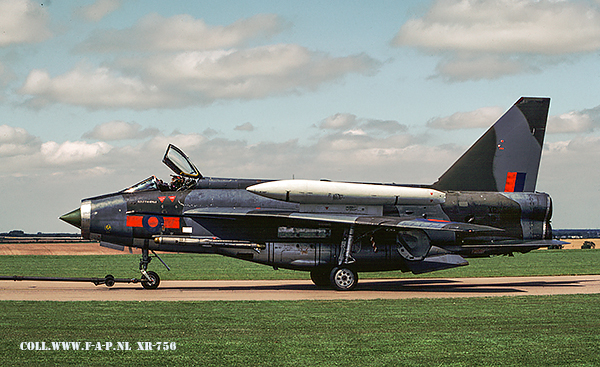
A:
60;208;82;229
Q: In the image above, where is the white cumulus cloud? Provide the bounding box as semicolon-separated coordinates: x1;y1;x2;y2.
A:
19;45;379;109
393;0;600;54
41;141;113;165
19;66;177;109
76;13;286;52
427;106;504;130
83;120;159;141
393;0;600;81
0;125;40;157
548;111;595;133
234;122;255;132
0;0;52;46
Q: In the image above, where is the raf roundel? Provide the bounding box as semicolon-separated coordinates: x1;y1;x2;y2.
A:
142;215;164;233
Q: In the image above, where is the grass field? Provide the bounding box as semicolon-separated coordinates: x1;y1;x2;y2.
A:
2;296;600;366
2;250;600;366
0;249;599;280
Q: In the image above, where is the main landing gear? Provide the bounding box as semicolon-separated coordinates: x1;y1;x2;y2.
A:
314;224;359;291
310;225;360;291
139;248;170;289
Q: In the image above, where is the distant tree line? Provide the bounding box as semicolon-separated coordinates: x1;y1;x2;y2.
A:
553;229;600;239
0;230;92;244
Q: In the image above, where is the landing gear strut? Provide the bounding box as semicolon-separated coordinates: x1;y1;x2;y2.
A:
327;225;359;291
139;248;169;290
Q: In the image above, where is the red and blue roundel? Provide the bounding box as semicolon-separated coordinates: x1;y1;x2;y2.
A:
142;215;164;233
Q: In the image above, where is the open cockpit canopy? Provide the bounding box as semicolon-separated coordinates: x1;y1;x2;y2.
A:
162;144;202;178
120;145;201;193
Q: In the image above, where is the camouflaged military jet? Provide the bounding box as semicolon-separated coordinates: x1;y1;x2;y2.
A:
60;97;561;290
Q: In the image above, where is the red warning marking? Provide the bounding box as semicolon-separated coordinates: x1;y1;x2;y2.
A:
126;215;143;227
164;217;180;229
169;196;176;202
158;196;166;203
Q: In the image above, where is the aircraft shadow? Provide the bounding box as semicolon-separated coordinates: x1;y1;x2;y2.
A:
130;277;593;295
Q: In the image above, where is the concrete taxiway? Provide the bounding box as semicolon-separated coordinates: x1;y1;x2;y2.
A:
1;275;600;301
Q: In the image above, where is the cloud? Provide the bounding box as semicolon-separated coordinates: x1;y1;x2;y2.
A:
392;0;600;81
545;104;600;133
83;120;159;141
234;122;254;132
76;13;287;53
546;137;600;155
0;124;37;144
0;122;436;184
74;0;121;22
319;113;358;130
202;128;218;138
393;0;600;54
0;0;52;46
0;124;40;157
129;44;379;99
362;119;408;134
18;66;178;109
319;113;408;135
547;111;595;134
19;46;380;109
427;106;504;130
17;13;380;110
41;141;113;165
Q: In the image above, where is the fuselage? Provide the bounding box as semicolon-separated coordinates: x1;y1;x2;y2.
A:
71;176;552;274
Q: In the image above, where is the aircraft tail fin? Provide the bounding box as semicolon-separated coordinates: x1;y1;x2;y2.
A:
432;97;550;192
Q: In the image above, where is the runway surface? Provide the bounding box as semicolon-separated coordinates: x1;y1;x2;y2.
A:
1;275;600;301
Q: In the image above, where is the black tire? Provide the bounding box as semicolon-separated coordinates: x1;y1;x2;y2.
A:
310;270;332;287
104;274;115;287
329;267;358;291
141;271;160;290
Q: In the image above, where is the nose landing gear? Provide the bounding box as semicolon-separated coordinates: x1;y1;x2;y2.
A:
139;248;170;290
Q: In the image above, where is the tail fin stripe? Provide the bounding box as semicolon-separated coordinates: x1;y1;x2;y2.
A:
504;172;526;192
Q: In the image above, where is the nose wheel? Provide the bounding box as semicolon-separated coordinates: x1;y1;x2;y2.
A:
141;270;160;289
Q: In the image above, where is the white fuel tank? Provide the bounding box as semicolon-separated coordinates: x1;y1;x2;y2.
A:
247;179;446;205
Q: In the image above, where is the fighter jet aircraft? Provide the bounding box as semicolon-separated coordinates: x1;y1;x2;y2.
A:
60;97;560;290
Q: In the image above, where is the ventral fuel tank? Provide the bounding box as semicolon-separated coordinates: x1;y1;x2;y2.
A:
247;179;446;205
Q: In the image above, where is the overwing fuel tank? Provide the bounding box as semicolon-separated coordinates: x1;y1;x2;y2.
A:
247;179;446;205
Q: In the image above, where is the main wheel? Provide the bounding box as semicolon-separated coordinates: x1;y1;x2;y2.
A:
310;270;331;287
141;271;160;290
329;267;358;291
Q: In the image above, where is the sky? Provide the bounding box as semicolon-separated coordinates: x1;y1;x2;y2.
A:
1;0;600;233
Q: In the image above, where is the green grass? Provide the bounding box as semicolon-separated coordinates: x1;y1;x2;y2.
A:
3;251;600;366
2;296;600;366
1;249;599;280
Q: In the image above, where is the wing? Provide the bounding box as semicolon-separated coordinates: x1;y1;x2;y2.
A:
183;208;502;233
